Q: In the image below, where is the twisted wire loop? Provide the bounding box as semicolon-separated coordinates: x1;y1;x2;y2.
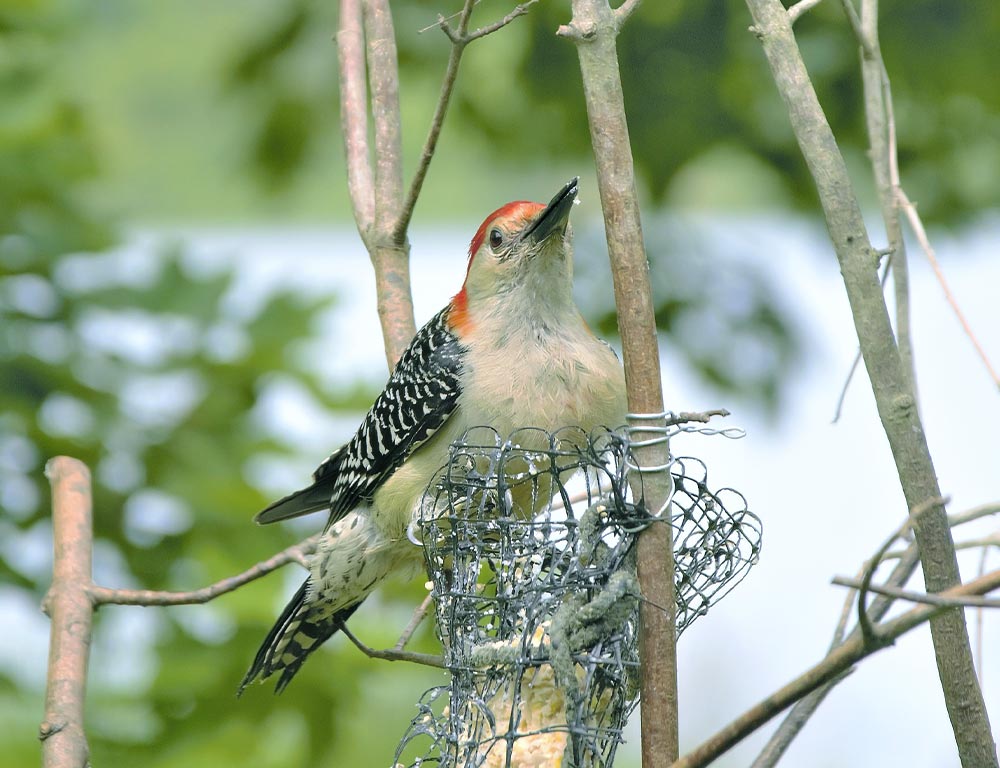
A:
395;424;761;767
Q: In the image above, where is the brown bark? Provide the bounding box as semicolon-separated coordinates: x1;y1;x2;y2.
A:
561;1;679;764
41;457;95;768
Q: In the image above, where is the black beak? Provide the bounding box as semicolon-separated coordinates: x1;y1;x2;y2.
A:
522;177;579;246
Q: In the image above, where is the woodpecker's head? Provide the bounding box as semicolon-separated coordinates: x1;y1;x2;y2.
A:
452;178;579;330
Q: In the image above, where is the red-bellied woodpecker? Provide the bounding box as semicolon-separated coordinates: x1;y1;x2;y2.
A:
240;178;627;693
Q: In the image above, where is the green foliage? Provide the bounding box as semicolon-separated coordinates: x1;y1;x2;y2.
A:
0;4;438;766
208;0;1000;222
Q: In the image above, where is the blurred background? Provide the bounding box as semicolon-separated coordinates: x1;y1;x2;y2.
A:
2;0;998;766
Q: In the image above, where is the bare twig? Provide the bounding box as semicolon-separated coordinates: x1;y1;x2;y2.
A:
833;575;1000;610
955;533;1000;552
41;457;94;768
360;0;416;366
830;563;864;648
337;0;375;241
394;0;538;243
452;0;539;43
394;0;478;242
857;0;915;395
394;592;435;651
788;0;825;24
672;566;1000;768
852;0;997;391
856;523;910;649
756;500;1000;766
339;621;447;669
896;187;1000;390
836;0;869;55
613;0;641;27
949;501;1000;529
365;0;404;233
563;1;678;765
418;1;482;34
90;535;319;607
832;255;891;423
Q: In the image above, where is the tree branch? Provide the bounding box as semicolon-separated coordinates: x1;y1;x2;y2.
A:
672;566;1000;768
613;0;641;28
895;185;1000;390
787;0;825;24
337;0;375;241
394;0;540;244
339;621;446;668
393;592;434;651
392;0;476;243
833;576;1000;610
41;457;94;768
742;2;997;764
360;0;416;367
89;535;319;607
855;0;915;395
562;1;678;764
832;252;891;423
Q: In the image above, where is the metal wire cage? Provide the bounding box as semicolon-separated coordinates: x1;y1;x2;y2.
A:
395;422;760;768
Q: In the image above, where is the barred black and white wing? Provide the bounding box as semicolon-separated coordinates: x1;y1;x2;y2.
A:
254;307;465;525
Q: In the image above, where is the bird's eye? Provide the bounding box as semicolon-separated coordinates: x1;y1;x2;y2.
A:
488;228;504;251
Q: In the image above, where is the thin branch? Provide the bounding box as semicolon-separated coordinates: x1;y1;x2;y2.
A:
850;0;997;391
755;500;1000;766
836;0;870;56
41;457;94;768
856;523;911;648
394;591;435;651
393;0;476;243
672;566;1000;768
361;0;416;367
833;575;1000;610
365;0;404;234
337;0;375;241
858;0;916;396
339;621;447;668
90;535;319;607
832;252;891;423
896;186;1000;390
613;0;641;28
788;0;825;24
456;0;539;43
418;1;483;34
394;0;538;243
956;533;1000;552
830;563;864;648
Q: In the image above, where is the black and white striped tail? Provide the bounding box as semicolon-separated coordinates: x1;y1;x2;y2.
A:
238;581;361;695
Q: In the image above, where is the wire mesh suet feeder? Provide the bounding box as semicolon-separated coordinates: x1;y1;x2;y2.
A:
396;422;760;768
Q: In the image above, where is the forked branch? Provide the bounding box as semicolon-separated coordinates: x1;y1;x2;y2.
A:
742;1;996;763
670;566;1000;768
338;0;541;365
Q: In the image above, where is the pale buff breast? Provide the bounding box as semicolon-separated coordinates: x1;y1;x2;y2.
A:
460;322;627;436
371;318;626;535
